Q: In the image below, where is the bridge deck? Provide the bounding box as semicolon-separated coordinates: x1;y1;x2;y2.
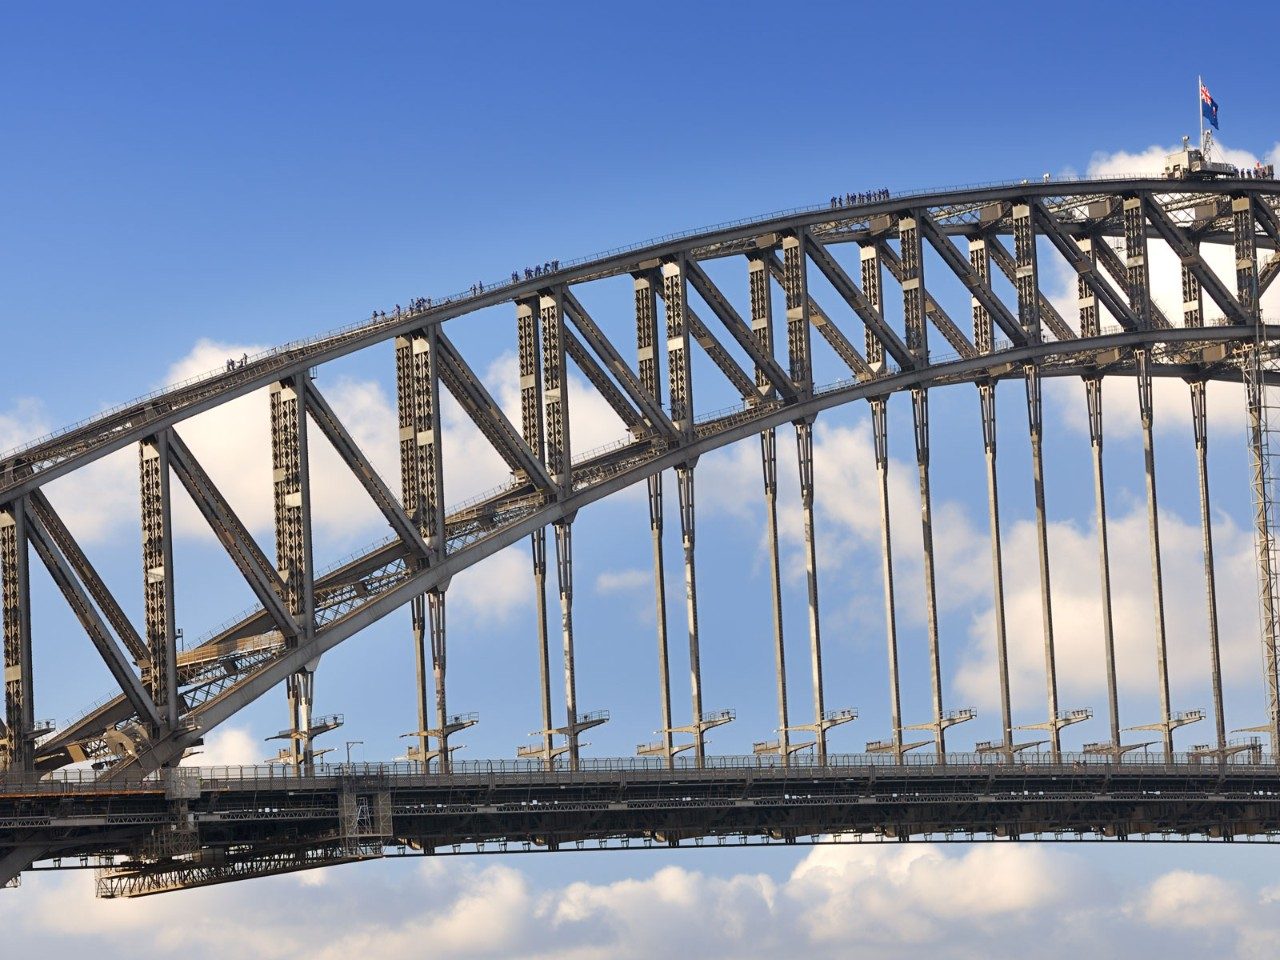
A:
6;757;1280;896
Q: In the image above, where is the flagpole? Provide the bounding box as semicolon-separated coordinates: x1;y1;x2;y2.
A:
1198;74;1204;150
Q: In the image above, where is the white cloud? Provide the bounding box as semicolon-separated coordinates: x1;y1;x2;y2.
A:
595;568;650;594
1132;869;1245;929
180;725;261;768
8;841;1280;960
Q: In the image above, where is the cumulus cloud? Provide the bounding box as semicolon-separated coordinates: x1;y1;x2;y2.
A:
6;841;1280;960
180;725;261;767
594;568;650;594
1132;869;1245;928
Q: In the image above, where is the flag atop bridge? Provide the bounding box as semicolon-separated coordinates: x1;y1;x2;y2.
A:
1201;80;1220;130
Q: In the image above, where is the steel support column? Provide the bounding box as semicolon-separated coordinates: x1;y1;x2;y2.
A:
1234;196;1259;319
978;383;1012;758
1137;350;1173;758
1012;204;1042;343
1191;381;1226;753
795;418;828;760
760;428;790;761
270;376;316;767
633;274;677;765
1123;197;1153;328
860;245;886;373
552;518;580;769
971;236;1012;756
871;399;902;758
783;233;832;758
542;290;588;769
514;299;557;766
1086;376;1121;748
1025;365;1061;759
530;530;555;765
0;500;33;770
749;256;791;761
139;434;179;734
900;214;945;754
645;474;674;765
675;465;705;763
911;388;945;756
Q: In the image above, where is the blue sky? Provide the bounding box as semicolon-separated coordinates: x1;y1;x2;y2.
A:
5;3;1280;956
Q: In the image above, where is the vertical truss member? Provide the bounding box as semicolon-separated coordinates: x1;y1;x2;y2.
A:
0;500;33;771
1024;364;1062;759
1079;237;1122;754
1191;380;1226;756
1183;249;1228;759
1016;206;1060;759
542;289;597;771
899;214;952;757
631;274;679;766
1135;350;1177;759
269;376;320;769
663;258;728;763
970;236;1013;760
514;300;559;768
750;256;792;764
782;233;849;759
862;244;912;760
395;327;461;770
139;434;180;738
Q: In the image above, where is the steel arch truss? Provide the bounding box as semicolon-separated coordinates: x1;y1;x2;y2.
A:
3;177;1280;888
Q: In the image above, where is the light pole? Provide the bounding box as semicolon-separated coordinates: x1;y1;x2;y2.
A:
345;740;363;767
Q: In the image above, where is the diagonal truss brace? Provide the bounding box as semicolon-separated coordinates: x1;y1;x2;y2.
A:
801;236;914;369
1091;233;1175;329
165;430;299;640
1142;196;1251;325
762;252;874;380
435;332;554;490
561;290;678;438
1030;203;1141;331
913;218;1021;350
25;510;161;729
1252;199;1280;296
302;381;431;562
875;238;982;357
985;236;1075;342
682;258;798;401
27;490;148;665
648;271;758;402
563;326;645;433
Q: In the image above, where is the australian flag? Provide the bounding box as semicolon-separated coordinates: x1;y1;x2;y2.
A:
1201;82;1220;130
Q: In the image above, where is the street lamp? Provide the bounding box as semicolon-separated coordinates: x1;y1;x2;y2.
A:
345;740;364;766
